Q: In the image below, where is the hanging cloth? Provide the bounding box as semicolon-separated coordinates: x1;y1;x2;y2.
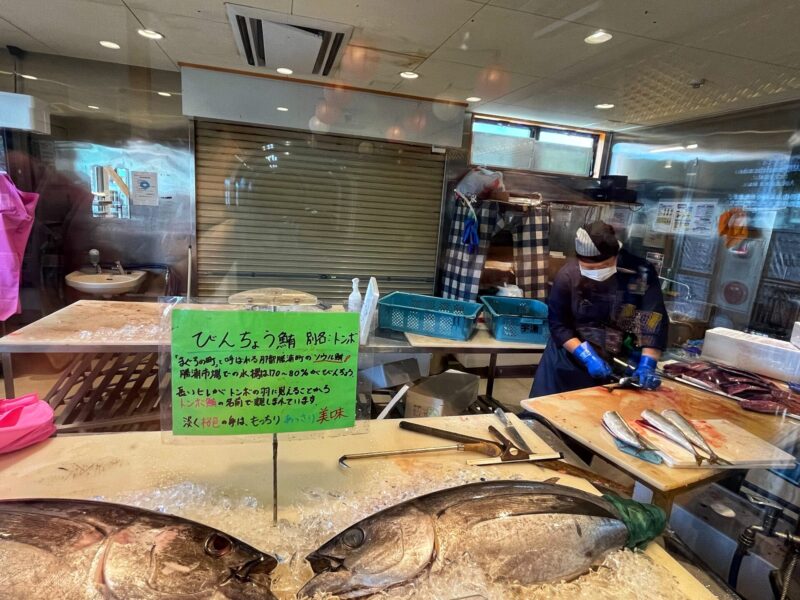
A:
0;173;39;321
441;197;550;301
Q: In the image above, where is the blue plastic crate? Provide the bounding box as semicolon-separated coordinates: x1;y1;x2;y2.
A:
481;296;549;344
378;292;482;341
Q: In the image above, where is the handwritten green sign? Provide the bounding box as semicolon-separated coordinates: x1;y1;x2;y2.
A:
171;309;359;435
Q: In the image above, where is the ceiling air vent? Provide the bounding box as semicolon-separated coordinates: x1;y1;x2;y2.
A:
226;4;353;76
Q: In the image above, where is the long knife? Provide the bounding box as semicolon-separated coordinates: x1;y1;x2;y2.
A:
493;408;534;454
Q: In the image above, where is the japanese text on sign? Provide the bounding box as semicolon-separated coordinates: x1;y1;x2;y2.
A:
171;309;359;435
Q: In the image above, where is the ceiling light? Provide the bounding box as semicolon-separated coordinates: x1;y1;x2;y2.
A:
649;145;686;153
87;105;100;110
276;67;293;75
595;103;614;109
20;74;37;80
686;143;698;149
99;40;120;49
276;106;289;112
137;29;163;40
584;30;613;44
157;91;172;97
466;96;482;102
664;161;673;169
400;71;419;79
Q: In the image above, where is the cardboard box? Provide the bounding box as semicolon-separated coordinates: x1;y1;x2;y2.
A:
404;369;479;418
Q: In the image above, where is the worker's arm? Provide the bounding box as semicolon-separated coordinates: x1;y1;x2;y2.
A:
633;266;668;389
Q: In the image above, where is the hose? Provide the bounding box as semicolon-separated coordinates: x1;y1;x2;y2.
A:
780;552;798;600
728;526;756;589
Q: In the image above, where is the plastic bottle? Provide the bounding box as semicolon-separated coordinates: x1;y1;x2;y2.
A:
348;278;362;312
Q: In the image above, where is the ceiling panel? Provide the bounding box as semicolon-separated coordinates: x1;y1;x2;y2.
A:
0;0;174;70
393;59;537;103
0;17;53;53
432;5;640;78
126;0;291;24
292;0;481;56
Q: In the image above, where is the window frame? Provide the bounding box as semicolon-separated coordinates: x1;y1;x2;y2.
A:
469;114;606;177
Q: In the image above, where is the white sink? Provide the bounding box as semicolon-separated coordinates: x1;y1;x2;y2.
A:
65;270;147;295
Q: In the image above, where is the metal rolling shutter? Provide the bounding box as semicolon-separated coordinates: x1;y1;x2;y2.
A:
194;120;445;301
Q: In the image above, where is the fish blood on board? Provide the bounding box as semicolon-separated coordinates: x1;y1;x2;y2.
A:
0;499;279;599
299;480;666;599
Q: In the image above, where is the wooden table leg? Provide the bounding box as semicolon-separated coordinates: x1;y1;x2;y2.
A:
633;480;675;516
2;353;14;398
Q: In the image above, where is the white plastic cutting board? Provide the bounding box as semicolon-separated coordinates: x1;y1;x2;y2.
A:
631;418;796;469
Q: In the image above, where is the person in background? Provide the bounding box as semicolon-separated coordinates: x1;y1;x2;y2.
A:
531;221;668;397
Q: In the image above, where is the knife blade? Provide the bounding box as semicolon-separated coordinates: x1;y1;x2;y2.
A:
493;408;534;454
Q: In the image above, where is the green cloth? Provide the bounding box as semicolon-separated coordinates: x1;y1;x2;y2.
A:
602;493;667;550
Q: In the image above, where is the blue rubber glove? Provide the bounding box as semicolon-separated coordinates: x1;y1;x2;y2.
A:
633;355;661;390
573;341;613;379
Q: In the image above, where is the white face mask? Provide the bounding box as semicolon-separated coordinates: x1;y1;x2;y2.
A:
580;265;617;282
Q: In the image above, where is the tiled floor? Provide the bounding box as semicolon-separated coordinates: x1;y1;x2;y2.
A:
478;376;533;413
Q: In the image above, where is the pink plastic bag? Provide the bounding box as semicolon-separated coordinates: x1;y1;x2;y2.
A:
0;393;55;454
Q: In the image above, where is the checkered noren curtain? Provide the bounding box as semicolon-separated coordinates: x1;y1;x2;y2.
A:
441;199;550;301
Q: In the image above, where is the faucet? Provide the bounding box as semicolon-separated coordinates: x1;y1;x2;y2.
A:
114;261;126;276
89;249;101;274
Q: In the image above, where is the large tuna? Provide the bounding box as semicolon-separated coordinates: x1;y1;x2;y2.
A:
300;480;663;598
0;499;278;599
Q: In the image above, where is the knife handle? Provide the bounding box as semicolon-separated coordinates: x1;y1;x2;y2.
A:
399;421;494;445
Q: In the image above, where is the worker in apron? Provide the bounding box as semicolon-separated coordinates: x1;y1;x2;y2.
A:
531;221;668;397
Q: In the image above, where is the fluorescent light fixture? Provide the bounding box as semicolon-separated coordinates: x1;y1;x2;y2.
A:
399;71;419;79
649;145;686;153
584;30;613;44
99;40;120;49
276;67;293;75
20;74;37;80
276;106;289;112
466;96;482;102
87;105;100;110
686;143;698;149
157;91;172;97
137;29;163;40
595;103;614;109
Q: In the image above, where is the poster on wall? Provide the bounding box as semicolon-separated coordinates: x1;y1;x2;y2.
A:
680;237;717;273
653;201;677;233
686;201;718;236
132;171;159;206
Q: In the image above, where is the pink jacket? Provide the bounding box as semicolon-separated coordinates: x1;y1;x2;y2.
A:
0;173;38;321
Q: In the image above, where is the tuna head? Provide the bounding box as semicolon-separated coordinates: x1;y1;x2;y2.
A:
102;519;279;599
299;503;435;598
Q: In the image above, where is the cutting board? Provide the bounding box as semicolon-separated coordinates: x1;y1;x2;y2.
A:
632;418;796;469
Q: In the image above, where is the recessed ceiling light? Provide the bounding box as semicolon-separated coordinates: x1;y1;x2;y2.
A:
157;91;172;97
466;96;482;102
99;40;120;49
20;74;37;80
87;105;100;110
276;106;289;112
584;30;613;44
686;143;698;149
595;103;614;109
276;67;293;75
399;71;419;79
137;29;163;40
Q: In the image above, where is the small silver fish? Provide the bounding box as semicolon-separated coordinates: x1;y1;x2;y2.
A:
602;411;650;451
661;409;723;464
641;409;705;466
